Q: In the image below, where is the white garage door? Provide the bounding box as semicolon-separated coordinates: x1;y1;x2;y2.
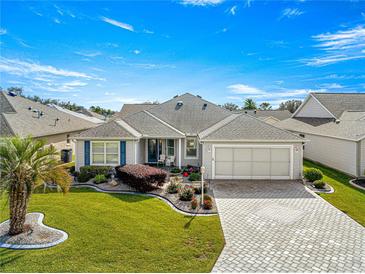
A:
213;146;292;179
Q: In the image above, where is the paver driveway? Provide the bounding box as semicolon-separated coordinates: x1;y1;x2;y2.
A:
212;180;365;273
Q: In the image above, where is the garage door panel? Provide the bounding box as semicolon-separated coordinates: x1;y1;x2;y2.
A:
233;148;251;161
215;148;232;161
233;162;252;176
252;148;270;161
271;148;290;162
215;161;233;176
252;162;271;176
271;162;290;176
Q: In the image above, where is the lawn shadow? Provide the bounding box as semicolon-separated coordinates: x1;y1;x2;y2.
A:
184;215;196;229
0;248;23;267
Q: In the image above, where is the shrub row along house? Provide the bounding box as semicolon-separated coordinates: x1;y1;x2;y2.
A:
0;91;102;150
278;92;365;177
74;93;305;180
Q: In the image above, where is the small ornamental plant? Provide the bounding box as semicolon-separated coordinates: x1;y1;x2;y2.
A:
203;199;213;210
313;180;326;189
183;171;189;177
203;194;212;202
94;174;107;184
167;181;181;194
191;197;198;209
179;186;194;201
188;172;201;182
304;168;323;182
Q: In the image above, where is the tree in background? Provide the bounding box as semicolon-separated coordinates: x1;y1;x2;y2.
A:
259;102;272;110
243;98;257;110
222;102;240;111
0;136;72;235
90;106;115;117
278;100;302;113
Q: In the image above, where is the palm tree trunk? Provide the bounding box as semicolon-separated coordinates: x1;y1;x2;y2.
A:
8;182;29;236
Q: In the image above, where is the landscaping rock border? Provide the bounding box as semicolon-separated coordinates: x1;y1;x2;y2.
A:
349;179;365;191
0;212;68;250
302;180;334;194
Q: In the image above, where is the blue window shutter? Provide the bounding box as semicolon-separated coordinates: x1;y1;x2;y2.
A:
84;140;90;166
120;141;126;166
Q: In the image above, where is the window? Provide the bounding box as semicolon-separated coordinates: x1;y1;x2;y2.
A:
185;137;198;158
91;142;119;165
167;139;175;156
66;134;70;144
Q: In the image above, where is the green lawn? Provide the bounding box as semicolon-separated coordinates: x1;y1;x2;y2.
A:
304;159;365;226
0;189;224;272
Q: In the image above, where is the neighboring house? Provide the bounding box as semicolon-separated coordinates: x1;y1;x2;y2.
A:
74;93;305;180
78;108;108;121
49;104;105;124
240;110;291;125
277;92;365;177
113;103;158;119
0;91;99;150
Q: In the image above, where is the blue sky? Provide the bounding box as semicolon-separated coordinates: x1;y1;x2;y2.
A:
1;0;365;110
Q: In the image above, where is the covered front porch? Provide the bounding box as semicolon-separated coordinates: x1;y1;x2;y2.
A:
142;138;182;168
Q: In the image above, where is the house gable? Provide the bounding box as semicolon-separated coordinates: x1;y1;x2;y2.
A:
294;95;334;119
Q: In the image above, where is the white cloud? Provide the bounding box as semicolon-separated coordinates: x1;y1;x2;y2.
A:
279;8;304;20
180;0;224;6
0;57;97;79
227;5;237;15
0;28;7;35
244;0;253;8
143;29;154;34
53;18;61;24
133;49;141;55
74;51;102;57
63;80;88;87
320;83;344;89
100;16;134;32
305;25;365;66
227;84;265;95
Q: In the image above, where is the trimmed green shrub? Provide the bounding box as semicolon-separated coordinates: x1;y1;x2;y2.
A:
194;184;207;194
94;174;107;184
304;168;323;182
115;164;167;192
179;186;194;201
80;166;113;178
203;199;213;210
170;167;181;174
191;197;198;209
188;172;201;182
313;180;326;189
77;172;92;183
167;181;181;194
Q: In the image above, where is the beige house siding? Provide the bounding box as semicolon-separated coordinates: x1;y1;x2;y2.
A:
201;142;303;180
303;133;358;176
39;131;81;151
360;139;365;176
126;140;136;164
295;96;333;118
75;140;84;171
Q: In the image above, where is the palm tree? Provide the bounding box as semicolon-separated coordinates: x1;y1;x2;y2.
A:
0;136;72;235
243;98;257;110
259;102;272;110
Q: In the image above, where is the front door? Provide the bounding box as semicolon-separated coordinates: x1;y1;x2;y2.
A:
147;139;162;163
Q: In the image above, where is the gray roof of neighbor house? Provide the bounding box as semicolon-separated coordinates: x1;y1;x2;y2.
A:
147;93;231;135
277;112;365;141
0;92;97;138
49;104;105;124
200;113;304;141
78;108;106;120
114;103;157;119
311;93;365;119
75;120;136;138
123;111;184;138
241;110;291;120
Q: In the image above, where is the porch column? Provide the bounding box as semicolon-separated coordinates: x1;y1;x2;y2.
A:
178;138;182;168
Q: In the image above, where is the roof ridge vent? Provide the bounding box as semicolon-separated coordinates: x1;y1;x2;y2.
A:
177;100;183;106
335;119;341;124
173;95;179;98
196;95;202;98
8;91;17;97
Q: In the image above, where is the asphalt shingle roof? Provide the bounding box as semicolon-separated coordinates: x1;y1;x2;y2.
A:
75;120;136;138
0;92;97;138
124;111;184;138
241;110;291;120
200;114;304;141
114;103;157;119
311;93;365;119
147;93;231;135
277;114;365;141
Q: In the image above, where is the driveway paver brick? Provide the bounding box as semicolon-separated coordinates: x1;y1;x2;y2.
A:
212;180;365;273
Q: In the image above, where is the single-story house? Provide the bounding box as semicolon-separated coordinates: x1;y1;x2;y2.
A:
75;93;305;180
239;110;291;125
0;91;100;150
277;92;365;177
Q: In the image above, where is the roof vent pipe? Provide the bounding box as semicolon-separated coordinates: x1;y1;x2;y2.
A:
335;119;340;124
177;101;183;106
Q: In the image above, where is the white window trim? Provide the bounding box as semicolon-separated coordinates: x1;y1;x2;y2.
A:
185;136;199;159
166;139;175;157
90;141;120;166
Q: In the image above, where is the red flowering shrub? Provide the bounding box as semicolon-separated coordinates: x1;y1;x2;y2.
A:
115;164;167;192
203;199;213;210
191;197;198;209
